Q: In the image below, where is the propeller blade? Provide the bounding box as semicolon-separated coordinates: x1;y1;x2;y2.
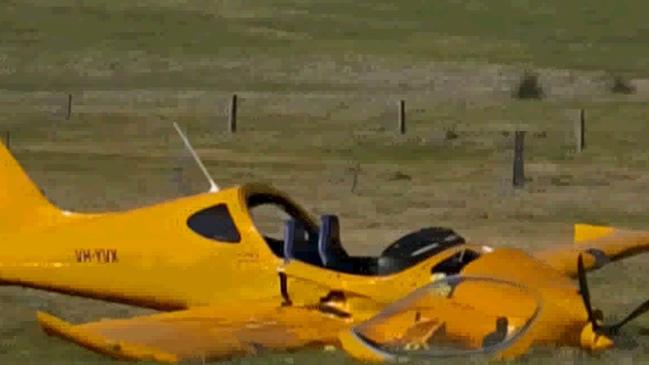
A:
577;254;598;331
577;254;649;336
602;297;649;335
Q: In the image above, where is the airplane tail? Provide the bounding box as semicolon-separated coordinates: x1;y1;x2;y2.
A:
0;142;66;231
573;224;616;243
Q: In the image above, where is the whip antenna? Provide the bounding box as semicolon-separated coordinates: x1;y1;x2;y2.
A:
172;122;219;192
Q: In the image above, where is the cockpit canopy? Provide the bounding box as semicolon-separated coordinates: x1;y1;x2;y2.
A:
245;190;473;276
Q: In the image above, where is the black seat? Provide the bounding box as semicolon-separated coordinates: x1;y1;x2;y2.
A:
283;219;297;263
278;215;377;275
317;215;350;268
284;219;321;266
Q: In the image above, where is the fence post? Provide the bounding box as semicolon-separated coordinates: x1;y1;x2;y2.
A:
398;99;406;134
350;163;360;193
66;93;72;120
228;94;237;133
575;108;585;152
512;131;525;188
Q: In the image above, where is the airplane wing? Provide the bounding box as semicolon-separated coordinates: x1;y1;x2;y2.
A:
338;276;542;362
534;224;649;277
37;302;348;363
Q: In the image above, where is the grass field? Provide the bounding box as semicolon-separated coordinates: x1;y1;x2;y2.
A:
3;1;649;364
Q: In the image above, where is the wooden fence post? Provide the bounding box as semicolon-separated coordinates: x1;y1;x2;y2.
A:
350;163;360;194
512;131;525;188
575;108;585;152
66;93;72;120
228;94;237;133
398;99;406;134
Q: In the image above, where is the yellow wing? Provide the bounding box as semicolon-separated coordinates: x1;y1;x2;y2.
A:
534;224;649;277
37;303;348;363
339;277;542;362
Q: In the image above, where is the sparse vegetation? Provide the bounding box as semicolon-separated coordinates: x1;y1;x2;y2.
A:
610;75;636;94
387;171;412;181
514;71;544;100
446;129;460;140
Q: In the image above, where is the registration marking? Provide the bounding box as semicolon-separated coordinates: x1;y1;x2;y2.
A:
74;249;119;263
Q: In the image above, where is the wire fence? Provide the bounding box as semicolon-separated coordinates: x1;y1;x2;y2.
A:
0;90;618;192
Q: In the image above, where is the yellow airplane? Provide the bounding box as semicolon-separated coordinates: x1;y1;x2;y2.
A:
3;125;649;363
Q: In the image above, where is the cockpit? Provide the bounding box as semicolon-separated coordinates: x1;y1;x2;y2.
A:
246;191;478;276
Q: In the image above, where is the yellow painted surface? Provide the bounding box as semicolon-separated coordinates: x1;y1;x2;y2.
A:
574;224;615;243
2;142;649;362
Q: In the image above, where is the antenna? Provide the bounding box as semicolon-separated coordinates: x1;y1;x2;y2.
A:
172;122;219;193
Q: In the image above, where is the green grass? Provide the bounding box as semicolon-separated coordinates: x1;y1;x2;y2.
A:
3;0;649;90
3;0;649;364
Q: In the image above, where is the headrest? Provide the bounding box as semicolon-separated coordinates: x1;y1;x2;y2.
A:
324;215;340;243
318;214;340;267
283;219;296;262
283;219;307;263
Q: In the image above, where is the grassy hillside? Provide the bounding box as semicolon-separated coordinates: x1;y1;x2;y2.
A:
2;1;649;365
2;1;649;90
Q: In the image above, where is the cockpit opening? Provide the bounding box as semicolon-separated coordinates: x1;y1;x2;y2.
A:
247;192;319;261
246;192;469;277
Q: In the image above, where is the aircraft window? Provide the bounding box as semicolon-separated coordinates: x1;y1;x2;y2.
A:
249;203;292;241
247;193;318;258
187;204;241;243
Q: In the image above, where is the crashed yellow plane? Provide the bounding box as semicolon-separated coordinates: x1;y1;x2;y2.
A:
2;126;649;362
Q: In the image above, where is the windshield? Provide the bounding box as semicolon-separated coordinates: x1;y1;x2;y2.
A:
247;192;318;257
350;275;541;360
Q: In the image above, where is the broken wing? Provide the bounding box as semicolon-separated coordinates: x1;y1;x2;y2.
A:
37;303;348;363
340;276;541;362
535;224;649;277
